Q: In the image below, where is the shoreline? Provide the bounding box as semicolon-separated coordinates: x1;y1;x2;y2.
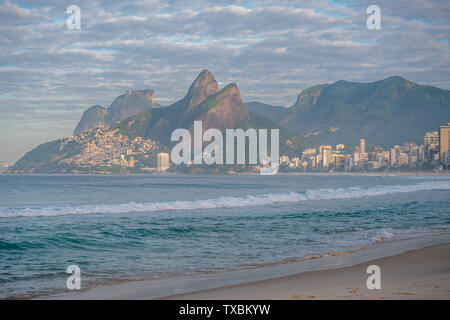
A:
39;231;450;300
167;242;450;300
3;170;450;176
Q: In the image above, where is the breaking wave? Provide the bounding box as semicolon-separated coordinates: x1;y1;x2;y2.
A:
1;181;449;218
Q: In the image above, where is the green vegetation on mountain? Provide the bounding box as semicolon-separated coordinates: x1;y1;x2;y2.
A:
247;76;450;147
10;138;83;173
238;112;311;157
245;102;285;121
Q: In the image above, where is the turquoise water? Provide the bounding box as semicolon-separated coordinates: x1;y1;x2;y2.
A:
0;174;449;299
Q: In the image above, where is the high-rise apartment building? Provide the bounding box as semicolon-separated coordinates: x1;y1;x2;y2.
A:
424;131;439;149
322;146;333;169
157;152;170;172
390;145;400;166
334;154;346;169
360;139;365;155
398;153;409;167
439;123;450;162
424;131;439;162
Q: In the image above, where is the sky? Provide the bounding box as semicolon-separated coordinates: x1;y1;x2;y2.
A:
0;0;449;162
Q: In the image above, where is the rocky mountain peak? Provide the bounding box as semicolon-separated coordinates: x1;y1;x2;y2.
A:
193;82;250;130
105;89;156;124
73;105;108;136
73;89;157;135
185;69;219;109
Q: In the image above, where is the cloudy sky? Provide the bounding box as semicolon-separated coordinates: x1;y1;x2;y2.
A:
0;0;449;161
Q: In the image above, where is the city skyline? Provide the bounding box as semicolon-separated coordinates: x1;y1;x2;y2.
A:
4;121;449;174
278;122;450;172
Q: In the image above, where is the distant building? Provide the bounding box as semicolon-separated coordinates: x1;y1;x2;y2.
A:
408;145;419;166
280;155;290;165
373;146;384;153
318;145;332;155
334;154;346;169
376;151;390;166
120;154;125;162
424;131;440;163
398;153;409;167
440;123;450;163
128;157;135;168
418;145;424;163
336;144;345;151
311;156;317;169
424;131;439;149
360;139;365;155
0;162;12;173
322;146;332;169
390;145;400;166
302;148;317;157
157;153;170;172
291;157;301;168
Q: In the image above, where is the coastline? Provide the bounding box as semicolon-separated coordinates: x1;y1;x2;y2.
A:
3;170;450;176
167;242;450;300
39;231;450;300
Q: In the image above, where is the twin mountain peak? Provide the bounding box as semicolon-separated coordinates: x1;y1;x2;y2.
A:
74;70;249;136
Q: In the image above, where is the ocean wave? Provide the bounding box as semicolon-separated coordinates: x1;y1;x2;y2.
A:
1;181;449;218
371;228;395;241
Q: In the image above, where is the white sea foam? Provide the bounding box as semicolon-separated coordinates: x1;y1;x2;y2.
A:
372;228;395;241
1;181;449;218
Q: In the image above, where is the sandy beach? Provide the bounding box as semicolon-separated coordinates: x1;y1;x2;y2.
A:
41;232;450;300
167;243;450;300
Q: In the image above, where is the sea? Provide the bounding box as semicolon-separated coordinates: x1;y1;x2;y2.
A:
0;173;449;299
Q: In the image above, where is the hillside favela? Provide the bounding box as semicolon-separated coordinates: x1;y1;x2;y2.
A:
5;71;450;175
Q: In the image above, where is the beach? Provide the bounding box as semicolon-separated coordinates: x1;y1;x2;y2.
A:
167;243;450;300
39;232;450;300
1;174;449;299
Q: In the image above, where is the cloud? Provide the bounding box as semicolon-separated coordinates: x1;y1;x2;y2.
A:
0;0;449;161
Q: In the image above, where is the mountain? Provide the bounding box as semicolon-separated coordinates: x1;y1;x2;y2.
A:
8;70;308;173
111;70;249;143
245;101;285;121
247;77;450;147
113;70;308;154
73;89;160;135
73;105;108;135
